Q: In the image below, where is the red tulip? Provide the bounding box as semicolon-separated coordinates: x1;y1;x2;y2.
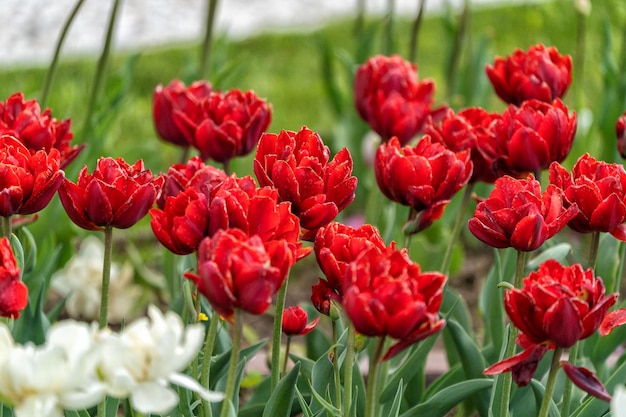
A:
486;44;573;105
468;174;578;251
479;99;576;178
254;126;357;239
282;306;319;336
425;107;501;184
152;79;212;147
59;157;163;231
150;188;209;255
185;228;293;320
193;89;272;163
344;245;446;360
375;135;473;233
311;278;341;317
157;156;226;209
617;111;626;159
0;92;83;169
0;134;64;217
549;154;626;240
0;237;27;318
354;54;441;145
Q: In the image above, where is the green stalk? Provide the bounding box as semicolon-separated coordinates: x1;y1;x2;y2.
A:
282;336;292;376
354;0;366;38
199;0;219;80
408;0;427;63
365;337;386;417
220;309;243;417
440;183;474;275
271;278;289;389
41;0;87;106
587;231;600;270
81;0;122;139
343;324;356;417
383;0;395;55
445;0;470;99
331;320;342;411
0;217;11;238
538;347;563;417
201;311;221;417
99;226;113;329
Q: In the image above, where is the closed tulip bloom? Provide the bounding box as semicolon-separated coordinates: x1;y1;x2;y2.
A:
0;134;64;217
486;44;573;105
343;245;446;360
282;306;319;336
549;154;626;240
617;111;626;159
185;229;294;320
375;136;473;233
425;107;501;184
311;278;341;318
0;237;27;318
468;174;578;251
354;54;440;145
479;99;576;178
254;126;357;239
59;157;163;231
152;79;212;147
0;92;83;169
193;89;271;163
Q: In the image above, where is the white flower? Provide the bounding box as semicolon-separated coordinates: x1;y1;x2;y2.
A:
51;236;141;323
96;305;223;414
612;385;626;417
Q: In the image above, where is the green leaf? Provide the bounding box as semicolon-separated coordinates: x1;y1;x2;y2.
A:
105;396;120;417
381;379;404;417
526;243;572;270
488;325;510;417
530;379;560;417
12;283;50;345
262;362;300;417
571;356;626;417
399;379;493;417
307;379;342;417
211;339;267;389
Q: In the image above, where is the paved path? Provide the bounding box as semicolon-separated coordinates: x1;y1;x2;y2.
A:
0;0;541;66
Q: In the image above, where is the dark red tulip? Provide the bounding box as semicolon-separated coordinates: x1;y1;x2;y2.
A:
343;244;446;360
549;154;626;240
478;99;576;178
484;343;549;387
311;278;341;317
282;306;320;336
150;188;209;255
193;89;271;163
617;111;626;159
375;135;472;233
157;156;226;209
254;126;357;239
185;228;293;320
425;107;501;183
0;134;64;217
59;157;163;231
152;79;212;147
354;54;441;145
468;174;578;251
0;237;27;318
0;92;83;169
486;44;573;105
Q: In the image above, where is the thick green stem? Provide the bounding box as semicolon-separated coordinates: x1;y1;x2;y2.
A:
588;231;600;270
513;250;527;289
343;324;356;417
271;278;289;389
81;0;121;138
446;0;470;99
99;226;113;329
282;336;292;377
331;320;342;411
201;311;220;417
41;0;86;106
365;337;386;417
408;0;427;63
199;0;219;80
538;347;563;417
223;160;231;176
220;309;243;417
0;217;11;239
560;343;578;416
441;183;474;275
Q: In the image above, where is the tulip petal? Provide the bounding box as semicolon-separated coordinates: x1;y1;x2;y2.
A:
600;308;626;336
544;297;583;348
561;361;611;402
483;343;548;387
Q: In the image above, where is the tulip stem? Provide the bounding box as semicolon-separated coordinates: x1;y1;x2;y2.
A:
201;310;220;417
0;217;11;238
282;336;292;377
588;231;600;270
383;0;395;55
271;279;289;389
220;309;243;417
199;0;219;80
538;347;563;417
331;321;342;411
445;0;470;99
513;250;527;289
408;0;427;63
441;183;474;276
343;324;356;417
99;226;113;329
560;344;578;417
365;337;386;417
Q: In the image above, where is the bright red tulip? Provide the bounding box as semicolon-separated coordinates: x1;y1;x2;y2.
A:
344;244;446;360
282;306;319;336
311;278;341;317
254;126;357;239
0;92;83;169
354;54;441;145
58;157;163;231
193;89;271;163
157;156;226;209
486;44;573;105
425;107;501;184
375;135;473;233
468;174;578;251
0;134;64;217
617;111;626;159
152;79;212;147
549;154;626;240
0;237;27;318
185;228;293;320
